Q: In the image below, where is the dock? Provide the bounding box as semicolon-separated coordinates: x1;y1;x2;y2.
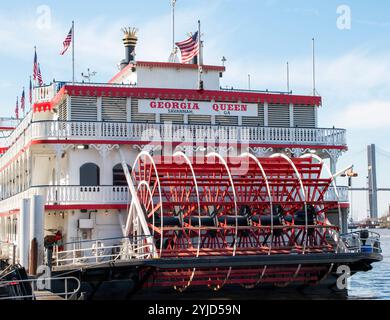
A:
34;291;64;300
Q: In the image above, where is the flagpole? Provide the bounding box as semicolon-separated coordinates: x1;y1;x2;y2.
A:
197;20;203;90
16;96;19;120
34;46;37;87
72;20;75;84
30;76;32;108
312;38;316;96
287;61;290;93
23;87;25;118
172;0;176;51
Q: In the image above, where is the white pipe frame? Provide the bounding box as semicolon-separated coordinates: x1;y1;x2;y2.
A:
172;151;202;292
206;152;239;290
123;150;162;258
299;153;343;284
270;153;308;287
240;153;274;287
136;181;156;258
270;153;309;254
300;153;343;254
132;151;164;257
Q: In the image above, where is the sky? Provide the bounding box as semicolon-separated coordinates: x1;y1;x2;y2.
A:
0;0;390;220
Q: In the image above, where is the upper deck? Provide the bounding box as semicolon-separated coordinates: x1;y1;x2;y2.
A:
0;81;345;163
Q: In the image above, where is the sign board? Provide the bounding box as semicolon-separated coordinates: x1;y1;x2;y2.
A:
138;99;258;117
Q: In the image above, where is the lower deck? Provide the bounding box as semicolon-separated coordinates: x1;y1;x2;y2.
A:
47;251;382;300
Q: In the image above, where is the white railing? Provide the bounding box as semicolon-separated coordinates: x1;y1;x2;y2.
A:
33;82;136;105
45;185;130;205
0;118;20;130
324;186;349;203
30;121;347;146
0;184;347;215
34;84;56;103
0;186;129;213
52;236;155;267
0;120;347;169
0;112;32;150
341;230;381;254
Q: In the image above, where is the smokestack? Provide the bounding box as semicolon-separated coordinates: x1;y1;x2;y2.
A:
120;27;138;70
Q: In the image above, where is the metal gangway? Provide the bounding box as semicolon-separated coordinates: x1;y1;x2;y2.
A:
0;277;81;300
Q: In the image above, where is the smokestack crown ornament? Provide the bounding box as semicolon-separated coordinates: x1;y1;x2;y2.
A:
120;27;138;70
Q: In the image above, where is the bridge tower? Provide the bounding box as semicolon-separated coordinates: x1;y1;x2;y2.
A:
368;144;378;220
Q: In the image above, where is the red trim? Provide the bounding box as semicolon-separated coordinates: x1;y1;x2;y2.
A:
249;143;347;150
0;211;19;217
109;61;226;83
31;140;348;150
108;63;135;83
45;204;127;211
1;203;348;215
0;147;8;155
0;205;126;216
0;137;347;174
0;127;16;131
339;203;350;208
32;86;66;114
31;139;347;151
56;85;321;106
33;102;52;113
51;86;66;106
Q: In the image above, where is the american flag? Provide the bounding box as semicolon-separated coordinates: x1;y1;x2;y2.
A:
15;97;19;120
21;88;25;113
37;64;43;86
29;77;33;105
175;31;199;64
33;50;39;82
60;26;73;55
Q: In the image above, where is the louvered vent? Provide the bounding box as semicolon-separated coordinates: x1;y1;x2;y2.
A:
70;96;98;121
215;115;239;126
268;104;290;127
293;105;316;128
131;98;156;122
242;104;264;127
58;99;68;121
188;115;212;125
102;97;127;122
160;114;184;124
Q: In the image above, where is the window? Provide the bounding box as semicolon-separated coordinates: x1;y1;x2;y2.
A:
102;97;127;122
70;96;98;121
293;105;316;128
268;104;290;127
80;163;100;186
113;164;131;186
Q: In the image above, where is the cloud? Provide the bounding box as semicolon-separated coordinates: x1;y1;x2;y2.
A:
0;2;224;82
0;80;12;89
284;7;320;17
319;50;390;98
356;19;390;28
335;100;390;129
221;48;390;98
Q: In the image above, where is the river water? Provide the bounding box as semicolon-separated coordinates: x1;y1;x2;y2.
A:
348;228;390;300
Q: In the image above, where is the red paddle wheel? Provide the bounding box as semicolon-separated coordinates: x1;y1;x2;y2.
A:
128;152;341;290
